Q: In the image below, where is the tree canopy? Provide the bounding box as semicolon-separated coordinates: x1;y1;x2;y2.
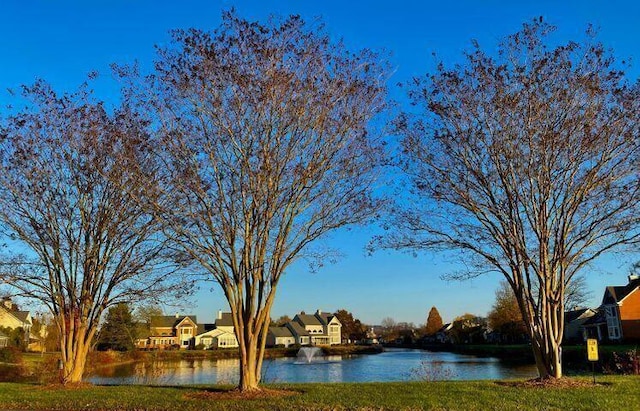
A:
385;19;639;379
424;306;443;336
121;11;388;391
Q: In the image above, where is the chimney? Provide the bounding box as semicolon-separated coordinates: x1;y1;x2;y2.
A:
175;312;179;319
316;309;322;315
217;310;222;320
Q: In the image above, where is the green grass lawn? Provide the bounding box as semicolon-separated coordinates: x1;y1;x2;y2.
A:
0;376;638;411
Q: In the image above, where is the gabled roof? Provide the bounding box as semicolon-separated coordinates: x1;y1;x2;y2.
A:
582;310;606;326
269;326;293;338
0;305;31;326
602;279;640;305
287;321;310;336
320;314;341;325
565;308;594;323
215;313;234;327
437;323;453;333
196;328;234;338
197;323;216;335
295;314;323;326
175;316;198;328
150;315;197;329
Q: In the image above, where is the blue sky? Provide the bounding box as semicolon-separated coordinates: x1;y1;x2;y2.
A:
1;1;638;325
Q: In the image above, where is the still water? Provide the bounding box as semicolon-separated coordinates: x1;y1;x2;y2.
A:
88;349;537;385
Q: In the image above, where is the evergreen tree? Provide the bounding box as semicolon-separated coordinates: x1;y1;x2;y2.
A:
97;303;137;351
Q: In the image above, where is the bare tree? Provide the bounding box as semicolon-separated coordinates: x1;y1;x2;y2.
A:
385;20;639;379
125;12;388;391
0;81;184;383
563;274;592;311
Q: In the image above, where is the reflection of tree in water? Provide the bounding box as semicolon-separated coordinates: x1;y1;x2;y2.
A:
132;361;181;385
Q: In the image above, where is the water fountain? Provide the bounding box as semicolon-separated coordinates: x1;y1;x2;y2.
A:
296;346;323;363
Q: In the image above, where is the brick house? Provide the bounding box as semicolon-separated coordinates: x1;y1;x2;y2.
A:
600;274;640;342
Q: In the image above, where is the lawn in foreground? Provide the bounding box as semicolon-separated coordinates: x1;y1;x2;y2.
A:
0;376;639;411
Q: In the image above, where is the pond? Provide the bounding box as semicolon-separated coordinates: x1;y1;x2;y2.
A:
88;349;538;385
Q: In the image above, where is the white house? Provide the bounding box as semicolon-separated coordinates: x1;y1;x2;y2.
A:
0;298;32;344
194;311;239;349
266;310;342;348
195;328;238;349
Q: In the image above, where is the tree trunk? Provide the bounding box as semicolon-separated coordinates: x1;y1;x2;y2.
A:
528;299;564;379
236;322;267;391
58;318;95;384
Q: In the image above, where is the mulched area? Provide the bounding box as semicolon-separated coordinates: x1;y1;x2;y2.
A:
495;377;608;389
184;387;300;401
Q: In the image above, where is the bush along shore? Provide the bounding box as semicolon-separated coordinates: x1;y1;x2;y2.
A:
416;343;639;374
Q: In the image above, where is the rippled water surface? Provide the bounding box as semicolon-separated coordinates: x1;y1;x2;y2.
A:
88;348;537;385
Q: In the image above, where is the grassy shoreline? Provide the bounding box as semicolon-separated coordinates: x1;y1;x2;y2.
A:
0;376;638;410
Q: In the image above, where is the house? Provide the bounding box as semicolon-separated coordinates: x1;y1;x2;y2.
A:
193;311;239;349
266;326;296;348
141;314;199;349
285;321;311;346
0;330;8;348
195;328;238;349
0;297;32;344
434;323;453;344
266;310;341;347
599;274;640;341
581;310;608;341
292;310;341;346
563;308;597;343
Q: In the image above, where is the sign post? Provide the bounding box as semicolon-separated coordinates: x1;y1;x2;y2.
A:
587;338;598;384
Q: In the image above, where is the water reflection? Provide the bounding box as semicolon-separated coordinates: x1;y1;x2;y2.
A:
88;349;537;385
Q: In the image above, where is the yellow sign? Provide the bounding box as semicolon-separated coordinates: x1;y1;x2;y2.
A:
587;339;599;361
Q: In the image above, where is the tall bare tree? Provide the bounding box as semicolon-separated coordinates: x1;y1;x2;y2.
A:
385;20;639;379
125;12;387;391
0;81;184;383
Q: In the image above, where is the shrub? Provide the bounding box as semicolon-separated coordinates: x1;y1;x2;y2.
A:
0;347;25;382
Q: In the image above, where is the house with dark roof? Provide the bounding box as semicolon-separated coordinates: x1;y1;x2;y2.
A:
137;310;240;350
563;308;596;343
0;298;32;344
140;314;199;349
581;310;607;341
292;310;341;345
600;274;640;341
266;325;296;347
193;311;238;349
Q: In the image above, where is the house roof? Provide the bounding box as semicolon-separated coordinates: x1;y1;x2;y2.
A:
197;323;216;335
196;328;233;338
295;314;323;326
582;310;606;326
602;279;640;305
0;305;31;326
150;315;197;329
565;308;593;323
287;321;310;336
269;326;293;338
215;313;234;327
319;314;341;325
